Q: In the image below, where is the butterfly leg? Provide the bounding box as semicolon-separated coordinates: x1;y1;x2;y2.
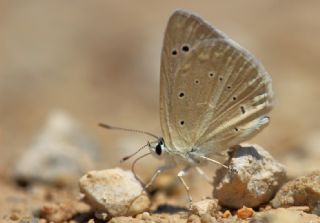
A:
195;166;213;184
199;155;229;169
199;155;237;174
177;167;193;209
144;164;175;191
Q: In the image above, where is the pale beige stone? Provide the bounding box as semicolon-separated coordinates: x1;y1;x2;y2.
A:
79;168;150;217
214;144;286;208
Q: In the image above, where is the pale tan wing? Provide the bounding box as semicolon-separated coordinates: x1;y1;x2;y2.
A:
160;10;226;151
160;10;273;155
166;37;273;155
191;38;273;156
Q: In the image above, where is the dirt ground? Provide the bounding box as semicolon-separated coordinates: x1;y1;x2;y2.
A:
0;1;320;222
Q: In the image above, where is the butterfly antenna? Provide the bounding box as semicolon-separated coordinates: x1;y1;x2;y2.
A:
120;143;150;163
99;123;159;139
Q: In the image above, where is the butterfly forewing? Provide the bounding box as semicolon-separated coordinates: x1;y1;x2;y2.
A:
161;10;224;77
160;10;225;149
160;10;273;157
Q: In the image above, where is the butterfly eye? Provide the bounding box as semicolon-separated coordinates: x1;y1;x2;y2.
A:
194;79;200;84
180;120;185;126
155;143;162;155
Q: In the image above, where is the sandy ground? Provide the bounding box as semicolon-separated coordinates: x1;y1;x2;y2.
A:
0;1;320;222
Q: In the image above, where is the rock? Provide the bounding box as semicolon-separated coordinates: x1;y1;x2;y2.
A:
94;211;109;220
137;213;189;223
286;206;310;212
140;212;151;221
79;168;150;217
271;170;320;214
253;208;320;223
108;216;145;223
127;194;151;216
14;110;100;186
187;214;201;223
110;214;191;223
40;201;77;223
199;214;217;223
191;199;220;217
222;210;232;219
9;213;19;221
236;206;254;219
213;144;287;208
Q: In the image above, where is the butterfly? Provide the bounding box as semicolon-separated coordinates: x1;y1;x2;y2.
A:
100;9;273;207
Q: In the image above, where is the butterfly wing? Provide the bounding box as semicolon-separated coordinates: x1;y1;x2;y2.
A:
160;10;225;151
160;10;273;156
189;38;273;156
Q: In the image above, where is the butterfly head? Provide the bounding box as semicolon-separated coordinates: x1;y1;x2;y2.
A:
149;137;167;159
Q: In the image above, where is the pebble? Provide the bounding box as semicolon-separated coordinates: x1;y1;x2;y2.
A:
236;206;254;219
199;214;217;223
253;208;320;223
108;216;145;223
140;212;150;220
271;170;320;214
14;111;100;186
40;201;76;222
191;199;220;217
213;144;287;208
94;211;108;220
222;210;232;218
10;213;20;221
79;168;151;217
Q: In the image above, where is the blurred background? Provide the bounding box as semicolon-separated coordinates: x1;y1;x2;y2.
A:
0;0;320;200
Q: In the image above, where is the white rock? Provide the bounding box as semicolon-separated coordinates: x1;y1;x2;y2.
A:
14;110;99;186
79;168;150;217
213;144;286;208
191;199;220;217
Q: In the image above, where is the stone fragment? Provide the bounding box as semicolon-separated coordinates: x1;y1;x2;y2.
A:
222;210;232;218
14;111;100;186
236;206;254;219
108;216;144;223
201;214;218;223
214;144;286;208
253;208;320;223
191;199;220;217
271;170;320;214
40;201;76;223
79;168;150;217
